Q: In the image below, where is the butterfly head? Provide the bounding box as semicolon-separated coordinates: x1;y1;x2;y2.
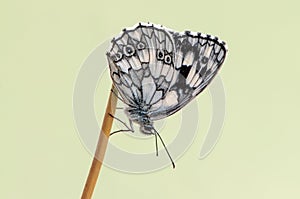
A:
139;123;154;134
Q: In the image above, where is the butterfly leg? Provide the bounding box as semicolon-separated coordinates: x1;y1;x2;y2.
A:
110;88;126;103
110;129;133;136
153;128;175;169
153;133;159;156
108;113;134;136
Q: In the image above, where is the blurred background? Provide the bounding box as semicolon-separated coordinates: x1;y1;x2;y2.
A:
1;0;300;198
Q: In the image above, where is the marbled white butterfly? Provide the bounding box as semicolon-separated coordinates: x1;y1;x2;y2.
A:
106;22;228;168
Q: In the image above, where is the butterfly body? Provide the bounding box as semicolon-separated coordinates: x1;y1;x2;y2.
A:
125;107;153;134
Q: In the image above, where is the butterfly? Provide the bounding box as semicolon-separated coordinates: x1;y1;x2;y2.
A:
106;22;228;168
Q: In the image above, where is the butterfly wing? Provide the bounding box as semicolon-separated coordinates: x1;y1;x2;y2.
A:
107;23;176;108
149;31;228;120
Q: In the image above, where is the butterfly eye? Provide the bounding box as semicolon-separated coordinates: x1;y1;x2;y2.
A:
156;49;164;61
164;54;172;65
112;52;123;62
201;56;209;64
136;42;146;50
123;45;135;57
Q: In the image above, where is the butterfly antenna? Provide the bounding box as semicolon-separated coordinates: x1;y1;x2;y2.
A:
153;128;175;169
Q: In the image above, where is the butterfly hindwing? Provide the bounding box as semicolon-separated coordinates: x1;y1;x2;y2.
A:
107;23;176;107
149;31;227;120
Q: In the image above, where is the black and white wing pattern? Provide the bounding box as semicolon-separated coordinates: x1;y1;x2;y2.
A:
106;23;176;108
149;31;227;120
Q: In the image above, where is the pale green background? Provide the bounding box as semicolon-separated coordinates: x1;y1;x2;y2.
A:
1;0;300;198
